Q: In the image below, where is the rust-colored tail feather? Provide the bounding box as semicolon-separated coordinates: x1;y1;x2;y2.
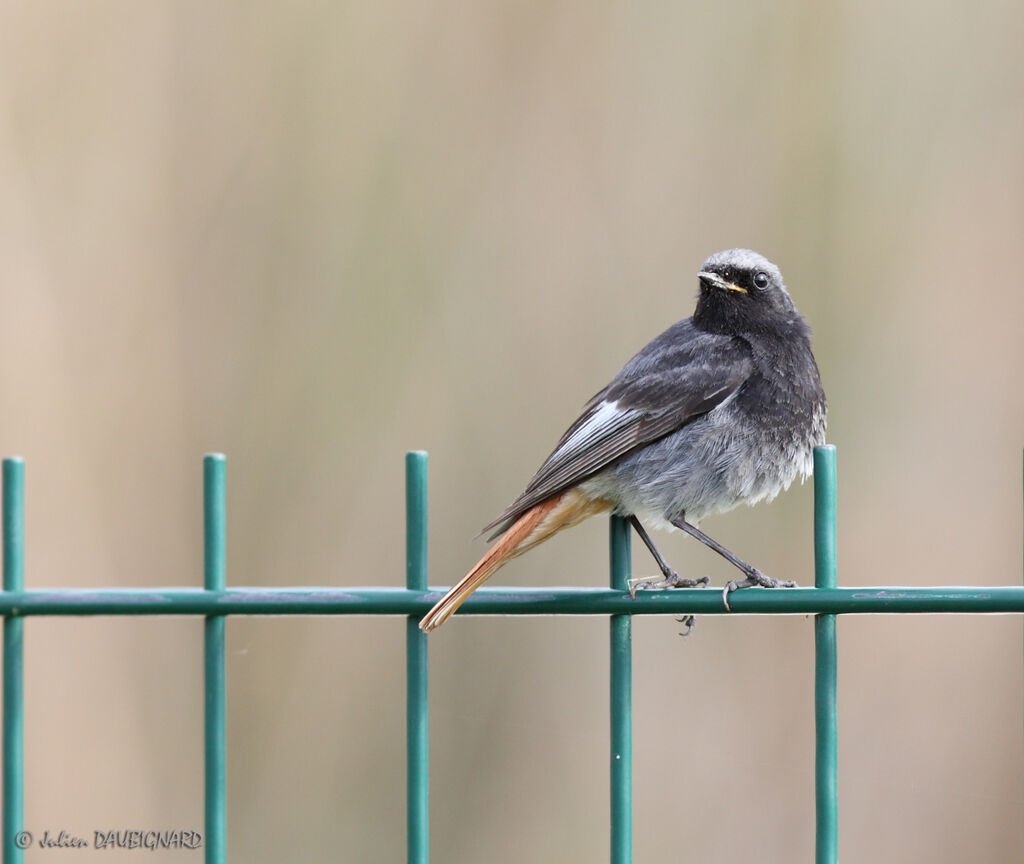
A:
419;489;610;633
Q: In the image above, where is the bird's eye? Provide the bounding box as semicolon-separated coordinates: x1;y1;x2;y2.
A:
753;271;770;289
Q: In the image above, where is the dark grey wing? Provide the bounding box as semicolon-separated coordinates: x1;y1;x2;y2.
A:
483;319;752;537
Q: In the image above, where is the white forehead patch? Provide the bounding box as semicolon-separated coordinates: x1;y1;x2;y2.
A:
701;248;779;277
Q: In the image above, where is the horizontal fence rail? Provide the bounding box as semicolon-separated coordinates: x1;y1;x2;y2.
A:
2;446;1023;864
0;586;1022;616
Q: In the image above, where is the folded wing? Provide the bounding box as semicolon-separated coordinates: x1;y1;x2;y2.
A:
484;320;752;537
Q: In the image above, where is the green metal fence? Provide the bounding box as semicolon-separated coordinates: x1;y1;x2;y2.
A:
3;446;1024;863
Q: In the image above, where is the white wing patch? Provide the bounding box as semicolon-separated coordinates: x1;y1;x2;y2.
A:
554;400;640;460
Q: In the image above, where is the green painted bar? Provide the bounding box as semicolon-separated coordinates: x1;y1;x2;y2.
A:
203;455;227;864
0;585;1022;617
814;446;838;864
609;516;632;864
3;459;24;864
405;452;429;864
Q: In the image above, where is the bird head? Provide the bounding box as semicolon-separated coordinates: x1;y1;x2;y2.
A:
694;249;800;336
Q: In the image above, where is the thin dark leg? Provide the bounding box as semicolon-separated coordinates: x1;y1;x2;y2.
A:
626;515;709;599
670;515;797;610
629;516;673;578
670;517;761;577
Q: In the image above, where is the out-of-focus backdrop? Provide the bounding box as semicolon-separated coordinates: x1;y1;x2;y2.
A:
1;2;1023;861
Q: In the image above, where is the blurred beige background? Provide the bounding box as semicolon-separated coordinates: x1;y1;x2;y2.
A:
1;1;1023;861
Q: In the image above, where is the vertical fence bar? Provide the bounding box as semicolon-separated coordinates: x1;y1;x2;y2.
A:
2;459;24;864
609;515;632;864
204;455;226;864
406;452;429;864
813;445;838;864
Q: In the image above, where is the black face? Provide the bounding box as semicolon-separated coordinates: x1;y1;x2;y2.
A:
692;249;798;336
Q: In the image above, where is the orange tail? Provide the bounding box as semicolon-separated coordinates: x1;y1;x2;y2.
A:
418;489;611;633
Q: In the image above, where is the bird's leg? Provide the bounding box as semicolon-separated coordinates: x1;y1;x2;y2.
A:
626;516;710;598
669;516;797;611
629;517;674;580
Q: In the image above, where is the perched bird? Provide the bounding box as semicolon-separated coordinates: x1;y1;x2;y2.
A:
420;249;826;633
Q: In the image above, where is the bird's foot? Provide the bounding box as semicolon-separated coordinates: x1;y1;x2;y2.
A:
722;571;798;611
627;572;710;599
676;614;696;637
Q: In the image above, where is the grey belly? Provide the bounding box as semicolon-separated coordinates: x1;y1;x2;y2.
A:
580;410;818;529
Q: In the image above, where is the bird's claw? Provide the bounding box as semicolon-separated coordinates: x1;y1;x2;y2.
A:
627;572;710;599
676;614;696;637
722;571;798;611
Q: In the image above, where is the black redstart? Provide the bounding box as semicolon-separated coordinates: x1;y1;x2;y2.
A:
420;249;826;632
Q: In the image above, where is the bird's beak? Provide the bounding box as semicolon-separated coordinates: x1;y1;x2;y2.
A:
698;271;747;294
